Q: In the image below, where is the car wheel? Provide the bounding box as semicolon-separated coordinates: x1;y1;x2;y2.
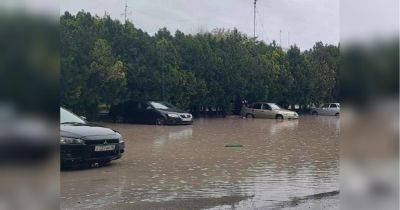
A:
90;162;100;168
335;113;340;117
246;113;254;118
312;111;318;115
276;114;284;120
155;118;165;125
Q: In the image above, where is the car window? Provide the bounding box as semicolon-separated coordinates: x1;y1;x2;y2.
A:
262;104;271;110
330;104;337;108
252;103;262;109
125;102;139;111
136;102;143;110
150;101;170;110
162;102;179;109
268;103;281;110
60;108;86;124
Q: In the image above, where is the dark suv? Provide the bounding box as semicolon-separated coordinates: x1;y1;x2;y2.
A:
60;107;125;168
109;101;193;125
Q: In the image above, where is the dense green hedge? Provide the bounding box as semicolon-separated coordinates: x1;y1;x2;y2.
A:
61;11;339;117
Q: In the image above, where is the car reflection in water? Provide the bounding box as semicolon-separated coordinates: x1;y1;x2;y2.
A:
153;126;193;150
316;115;340;134
270;119;299;136
61;117;340;210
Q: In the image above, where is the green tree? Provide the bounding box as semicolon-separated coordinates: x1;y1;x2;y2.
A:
306;42;339;104
60;11;340;116
89;39;127;108
287;45;310;107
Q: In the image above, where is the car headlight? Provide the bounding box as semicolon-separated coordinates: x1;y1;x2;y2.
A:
167;113;180;118
118;136;124;143
60;137;85;145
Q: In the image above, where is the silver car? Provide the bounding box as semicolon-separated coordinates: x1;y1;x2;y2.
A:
241;102;299;120
311;103;340;116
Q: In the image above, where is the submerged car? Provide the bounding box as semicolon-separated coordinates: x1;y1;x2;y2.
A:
109;101;193;125
241;102;299;120
60;107;125;167
311;103;340;116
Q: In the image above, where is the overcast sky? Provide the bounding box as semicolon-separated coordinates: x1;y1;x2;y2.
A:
60;0;339;50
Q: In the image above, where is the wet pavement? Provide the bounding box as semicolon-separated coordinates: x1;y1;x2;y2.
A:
61;116;340;209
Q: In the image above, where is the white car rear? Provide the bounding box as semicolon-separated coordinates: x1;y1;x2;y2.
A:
311;103;340;116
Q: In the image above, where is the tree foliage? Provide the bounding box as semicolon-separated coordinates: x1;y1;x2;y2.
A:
61;11;340;116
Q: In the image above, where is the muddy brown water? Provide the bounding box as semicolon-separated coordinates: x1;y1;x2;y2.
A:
61;116;339;209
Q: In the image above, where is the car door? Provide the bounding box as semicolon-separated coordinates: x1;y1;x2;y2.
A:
126;101;140;123
143;102;162;124
251;103;264;118
261;103;274;118
320;103;330;115
138;102;154;124
130;102;143;123
329;103;339;116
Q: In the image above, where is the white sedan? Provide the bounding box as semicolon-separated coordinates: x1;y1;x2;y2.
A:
311;103;340;116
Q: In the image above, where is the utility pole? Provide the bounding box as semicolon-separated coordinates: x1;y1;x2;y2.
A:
253;0;257;38
124;0;128;23
121;0;132;24
279;30;282;46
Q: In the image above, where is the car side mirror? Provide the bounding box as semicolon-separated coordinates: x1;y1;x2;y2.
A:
80;116;87;120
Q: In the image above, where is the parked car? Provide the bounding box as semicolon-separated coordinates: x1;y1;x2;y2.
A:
109;101;193;125
241;102;299;120
311;103;340;116
60;107;125;167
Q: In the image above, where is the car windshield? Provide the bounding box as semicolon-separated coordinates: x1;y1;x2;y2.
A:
60;108;86;124
150;102;175;110
268;103;281;110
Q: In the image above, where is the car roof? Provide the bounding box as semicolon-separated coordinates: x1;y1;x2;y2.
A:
255;101;274;104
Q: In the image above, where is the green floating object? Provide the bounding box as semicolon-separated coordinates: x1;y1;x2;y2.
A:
225;143;243;147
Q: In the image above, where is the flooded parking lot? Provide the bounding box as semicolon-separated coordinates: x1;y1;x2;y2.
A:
61;116;339;209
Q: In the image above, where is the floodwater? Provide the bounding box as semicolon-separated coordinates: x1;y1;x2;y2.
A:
61;116;340;209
